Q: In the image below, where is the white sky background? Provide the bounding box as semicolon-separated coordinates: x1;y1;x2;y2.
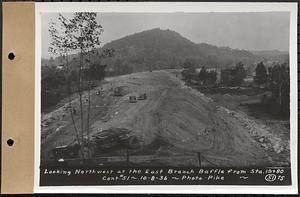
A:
42;12;290;59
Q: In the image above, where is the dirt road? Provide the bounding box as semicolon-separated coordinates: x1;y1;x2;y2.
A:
41;70;289;167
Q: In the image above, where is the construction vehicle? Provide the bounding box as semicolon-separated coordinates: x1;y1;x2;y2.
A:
113;87;123;96
137;93;147;100
129;96;137;103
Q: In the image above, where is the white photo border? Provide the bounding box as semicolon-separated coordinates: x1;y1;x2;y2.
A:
34;2;298;194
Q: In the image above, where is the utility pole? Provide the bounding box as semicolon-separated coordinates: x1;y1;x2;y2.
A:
126;149;130;166
197;152;201;167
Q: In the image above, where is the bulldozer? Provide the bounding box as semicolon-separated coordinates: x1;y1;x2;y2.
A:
137;93;147;100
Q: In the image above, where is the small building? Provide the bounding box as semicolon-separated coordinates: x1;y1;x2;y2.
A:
244;76;254;83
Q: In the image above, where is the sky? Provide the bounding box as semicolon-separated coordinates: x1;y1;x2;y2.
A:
41;12;290;59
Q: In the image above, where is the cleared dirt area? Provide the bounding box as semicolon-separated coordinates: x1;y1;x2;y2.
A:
41;70;289;167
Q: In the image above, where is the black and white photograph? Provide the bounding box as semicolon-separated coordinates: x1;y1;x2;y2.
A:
35;2;297;193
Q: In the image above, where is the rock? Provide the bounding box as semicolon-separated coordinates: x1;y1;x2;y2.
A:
223;93;232;100
259;137;264;142
55;125;64;132
273;142;282;153
261;143;268;150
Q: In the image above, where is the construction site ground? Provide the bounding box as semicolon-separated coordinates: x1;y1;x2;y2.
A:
41;70;290;167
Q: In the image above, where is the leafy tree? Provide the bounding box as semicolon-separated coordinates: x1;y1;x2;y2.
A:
268;63;289;116
221;62;246;86
48;12;108;159
221;69;233;86
181;58;198;81
231;62;246;86
254;62;267;85
41;65;65;89
205;71;217;85
198;67;217;85
70;13;104;158
48;14;84;158
198;66;207;82
183;58;197;71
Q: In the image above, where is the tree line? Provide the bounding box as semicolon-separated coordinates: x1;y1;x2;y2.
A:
181;58;247;86
181;58;289;118
254;62;289;117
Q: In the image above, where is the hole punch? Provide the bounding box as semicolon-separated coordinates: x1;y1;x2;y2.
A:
8;52;15;60
7;139;14;147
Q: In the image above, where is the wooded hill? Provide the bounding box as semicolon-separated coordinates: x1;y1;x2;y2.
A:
42;28;288;76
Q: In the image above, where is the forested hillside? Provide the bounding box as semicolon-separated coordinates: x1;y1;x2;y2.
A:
42;28;275;76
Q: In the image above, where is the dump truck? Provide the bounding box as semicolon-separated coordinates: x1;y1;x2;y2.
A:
129;96;137;103
137;93;147;100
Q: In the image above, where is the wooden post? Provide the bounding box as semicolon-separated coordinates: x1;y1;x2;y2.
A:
126;149;130;166
197;152;201;167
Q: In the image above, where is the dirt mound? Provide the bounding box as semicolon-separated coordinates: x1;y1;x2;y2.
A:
42;70;287;167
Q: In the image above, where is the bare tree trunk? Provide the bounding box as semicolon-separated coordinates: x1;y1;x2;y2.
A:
65;55;85;159
86;81;91;158
278;71;282;107
86;51;92;158
78;50;85;159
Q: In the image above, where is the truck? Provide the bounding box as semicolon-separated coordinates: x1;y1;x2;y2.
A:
113;87;123;96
